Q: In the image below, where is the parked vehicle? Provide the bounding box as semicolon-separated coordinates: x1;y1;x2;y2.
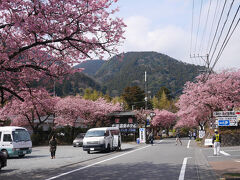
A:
0;151;7;170
83;127;121;154
73;133;85;147
0;126;32;158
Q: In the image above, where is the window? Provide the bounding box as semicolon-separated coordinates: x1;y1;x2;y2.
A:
85;130;105;137
0;132;2;141
12;129;31;142
3;134;12;142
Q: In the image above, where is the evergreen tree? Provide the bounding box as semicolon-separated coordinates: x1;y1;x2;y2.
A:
156;87;172;100
152;96;159;109
83;88;92;100
159;91;170;110
122;86;145;110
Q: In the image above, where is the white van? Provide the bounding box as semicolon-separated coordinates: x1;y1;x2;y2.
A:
0;126;32;158
83;127;121;154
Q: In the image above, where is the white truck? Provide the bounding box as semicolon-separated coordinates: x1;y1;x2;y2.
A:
83;127;121;154
0;126;32;158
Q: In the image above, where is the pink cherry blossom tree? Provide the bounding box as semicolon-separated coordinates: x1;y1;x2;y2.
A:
0;0;125;105
176;70;240;128
55;97;122;128
89;98;123;127
133;109;152;125
0;88;59;133
151;109;177;134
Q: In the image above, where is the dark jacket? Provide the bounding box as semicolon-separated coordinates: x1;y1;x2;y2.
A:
212;133;221;144
49;138;57;152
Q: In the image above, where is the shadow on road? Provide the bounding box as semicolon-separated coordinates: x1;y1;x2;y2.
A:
0;169;18;174
5;161;217;180
8;155;48;159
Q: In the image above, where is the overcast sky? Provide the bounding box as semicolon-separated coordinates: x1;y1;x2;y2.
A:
114;0;240;72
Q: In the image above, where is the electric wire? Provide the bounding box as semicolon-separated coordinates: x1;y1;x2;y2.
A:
209;0;235;64
208;0;227;65
190;0;195;58
199;0;212;55
194;0;203;55
206;0;219;54
211;5;240;71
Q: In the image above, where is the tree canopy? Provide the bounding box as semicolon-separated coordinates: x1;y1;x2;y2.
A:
0;0;125;105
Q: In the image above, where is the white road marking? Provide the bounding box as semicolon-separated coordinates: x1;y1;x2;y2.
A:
45;145;151;180
179;157;192;180
187;140;191;148
235;160;240;163
223;149;240;152
220;151;231;156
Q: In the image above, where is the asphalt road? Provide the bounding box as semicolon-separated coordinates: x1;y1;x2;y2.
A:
1;138;239;180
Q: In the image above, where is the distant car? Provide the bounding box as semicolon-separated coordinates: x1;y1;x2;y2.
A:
0;151;7;170
73;133;85;147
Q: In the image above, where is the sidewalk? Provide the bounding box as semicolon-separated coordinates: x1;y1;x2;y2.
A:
209;158;240;179
196;141;240;180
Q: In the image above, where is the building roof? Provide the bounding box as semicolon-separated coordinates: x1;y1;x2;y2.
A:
108;111;136;116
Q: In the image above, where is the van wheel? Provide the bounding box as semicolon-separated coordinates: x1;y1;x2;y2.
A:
2;150;8;158
87;151;90;154
19;154;25;158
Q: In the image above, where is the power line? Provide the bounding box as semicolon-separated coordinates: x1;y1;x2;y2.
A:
206;0;220;52
208;0;227;64
190;0;195;57
194;0;203;54
209;0;235;64
211;5;240;71
199;0;212;54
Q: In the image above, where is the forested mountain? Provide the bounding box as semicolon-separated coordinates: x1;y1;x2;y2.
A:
74;60;105;76
56;51;205;98
45;72;103;97
94;51;205;97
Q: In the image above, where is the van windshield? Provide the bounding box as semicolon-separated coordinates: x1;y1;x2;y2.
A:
85;130;105;137
12;129;31;142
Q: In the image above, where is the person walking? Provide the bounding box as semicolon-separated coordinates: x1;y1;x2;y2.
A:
49;135;57;159
148;132;154;146
188;131;192;140
193;131;197;140
212;129;221;156
175;130;182;145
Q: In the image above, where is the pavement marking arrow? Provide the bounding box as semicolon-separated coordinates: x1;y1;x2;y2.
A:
220;151;230;156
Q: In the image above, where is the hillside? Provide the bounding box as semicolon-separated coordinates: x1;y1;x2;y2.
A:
94;51;205;97
74;60;105;76
45;72;103;97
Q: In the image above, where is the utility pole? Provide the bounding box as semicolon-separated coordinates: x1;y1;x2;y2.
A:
145;71;148;110
190;54;211;82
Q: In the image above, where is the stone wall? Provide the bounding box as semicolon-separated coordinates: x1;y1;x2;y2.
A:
221;133;240;146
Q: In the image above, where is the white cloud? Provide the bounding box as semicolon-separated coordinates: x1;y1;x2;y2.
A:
120;15;240;71
122;16;191;63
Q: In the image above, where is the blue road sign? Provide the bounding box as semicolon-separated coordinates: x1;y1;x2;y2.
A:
218;120;230;126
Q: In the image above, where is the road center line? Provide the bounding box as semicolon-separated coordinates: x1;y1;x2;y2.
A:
179;157;191;180
220;151;230;156
187;140;191;148
45;145;151;180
